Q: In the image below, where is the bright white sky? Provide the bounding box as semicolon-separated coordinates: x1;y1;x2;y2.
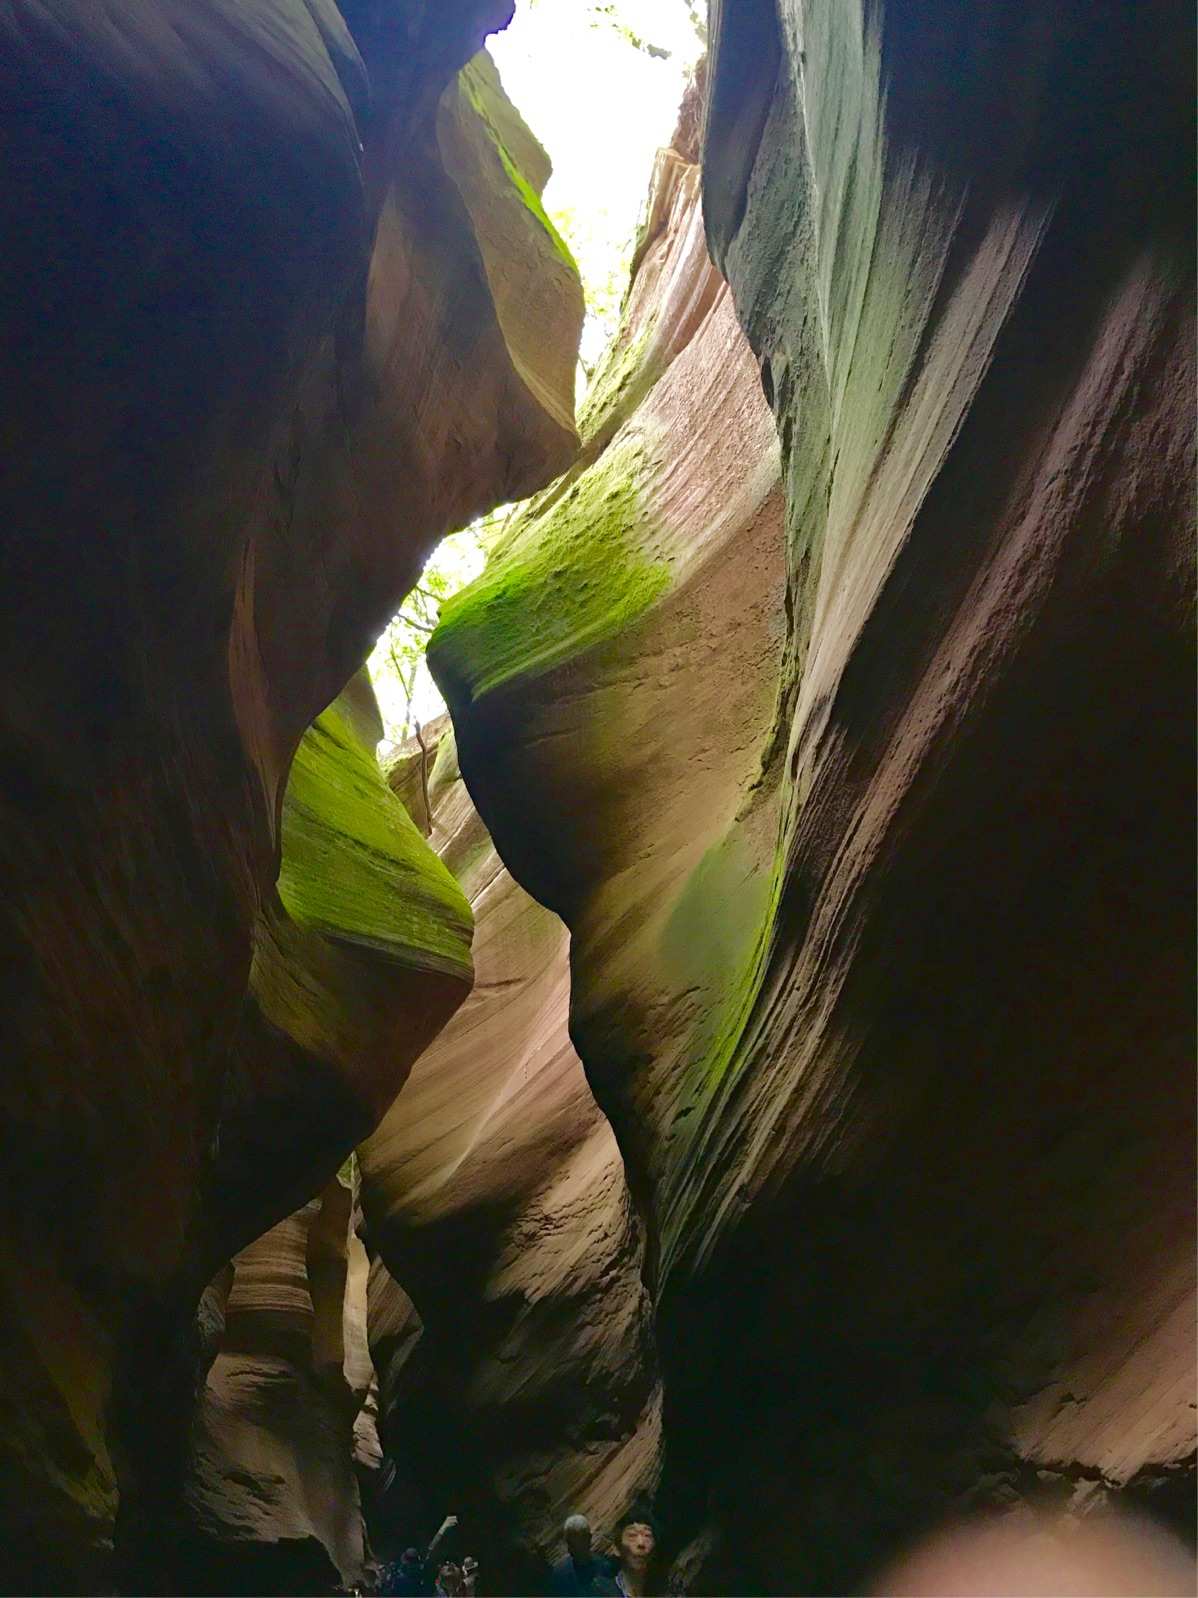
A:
372;0;702;748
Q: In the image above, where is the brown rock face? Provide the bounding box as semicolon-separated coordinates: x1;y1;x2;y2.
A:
0;5;581;1587
428;88;786;1577
181;1175;372;1593
359;724;660;1588
432;11;1195;1592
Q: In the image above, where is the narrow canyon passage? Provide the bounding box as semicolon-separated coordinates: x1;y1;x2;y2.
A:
0;3;1193;1597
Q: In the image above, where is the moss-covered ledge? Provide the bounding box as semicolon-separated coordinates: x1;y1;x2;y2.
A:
206;681;474;1271
278;697;472;978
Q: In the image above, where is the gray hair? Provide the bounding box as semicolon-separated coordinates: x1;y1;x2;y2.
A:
564;1515;591;1536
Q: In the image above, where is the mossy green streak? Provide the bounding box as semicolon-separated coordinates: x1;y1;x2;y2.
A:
458;59;576;274
279;700;472;979
431;434;669;701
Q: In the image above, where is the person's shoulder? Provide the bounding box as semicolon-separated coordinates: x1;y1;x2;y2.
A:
547;1556;575;1594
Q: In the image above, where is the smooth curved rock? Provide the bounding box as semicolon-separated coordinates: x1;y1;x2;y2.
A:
360;722;661;1588
0;5;581;1586
429;85;785;1579
203;679;473;1266
181;1172;372;1593
434;16;1195;1590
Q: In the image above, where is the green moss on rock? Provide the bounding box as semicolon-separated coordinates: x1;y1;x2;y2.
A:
457;56;577;274
576;325;657;447
279;698;472;979
431;434;670;701
662;829;782;1093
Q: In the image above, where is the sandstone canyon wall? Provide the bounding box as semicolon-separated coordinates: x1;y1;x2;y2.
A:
183;698;667;1592
0;6;581;1589
184;98;792;1587
432;5;1195;1591
0;1;1193;1593
359;721;661;1590
181;1171;375;1594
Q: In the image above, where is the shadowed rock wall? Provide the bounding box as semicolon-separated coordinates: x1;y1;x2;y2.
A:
180;1172;374;1594
433;10;1195;1591
0;5;581;1587
360;720;661;1590
0;2;1191;1590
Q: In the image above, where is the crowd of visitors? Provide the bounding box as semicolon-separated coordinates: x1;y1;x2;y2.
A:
375;1501;673;1597
378;1514;478;1596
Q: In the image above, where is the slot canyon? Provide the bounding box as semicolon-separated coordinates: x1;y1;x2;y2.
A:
0;1;1193;1594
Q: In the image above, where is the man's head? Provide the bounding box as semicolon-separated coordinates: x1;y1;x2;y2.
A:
564;1514;592;1562
618;1515;657;1574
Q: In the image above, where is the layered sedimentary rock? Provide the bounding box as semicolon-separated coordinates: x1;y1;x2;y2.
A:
359;721;660;1589
181;1173;374;1594
429;83;786;1577
433;11;1195;1592
0;6;580;1587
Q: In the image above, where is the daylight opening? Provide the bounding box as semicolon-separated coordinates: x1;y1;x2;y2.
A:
369;0;704;755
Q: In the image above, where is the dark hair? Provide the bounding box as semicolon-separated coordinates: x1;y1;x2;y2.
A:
617;1504;660;1542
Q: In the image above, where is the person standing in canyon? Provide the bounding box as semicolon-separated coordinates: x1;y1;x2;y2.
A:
592;1510;660;1598
550;1514;607;1595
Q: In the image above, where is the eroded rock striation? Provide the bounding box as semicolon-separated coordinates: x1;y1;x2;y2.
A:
359;721;660;1589
0;0;1192;1589
181;1171;374;1593
433;9;1195;1591
0;5;581;1587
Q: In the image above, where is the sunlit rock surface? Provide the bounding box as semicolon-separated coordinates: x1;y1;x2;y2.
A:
434;10;1195;1590
359;720;661;1589
0;4;581;1586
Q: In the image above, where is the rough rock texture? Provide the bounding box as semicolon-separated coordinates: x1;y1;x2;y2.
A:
359;721;660;1589
181;1173;373;1594
0;6;581;1588
433;13;1195;1593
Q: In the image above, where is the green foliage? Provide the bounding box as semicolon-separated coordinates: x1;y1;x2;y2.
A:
369;515;507;745
549;198;632;371
525;0;696;58
520;0;702;376
370;1;707;737
587;2;672;59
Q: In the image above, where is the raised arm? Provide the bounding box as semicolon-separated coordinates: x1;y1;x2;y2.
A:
426;1515;459;1562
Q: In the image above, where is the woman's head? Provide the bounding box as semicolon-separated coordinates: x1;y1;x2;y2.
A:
435;1561;463;1595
